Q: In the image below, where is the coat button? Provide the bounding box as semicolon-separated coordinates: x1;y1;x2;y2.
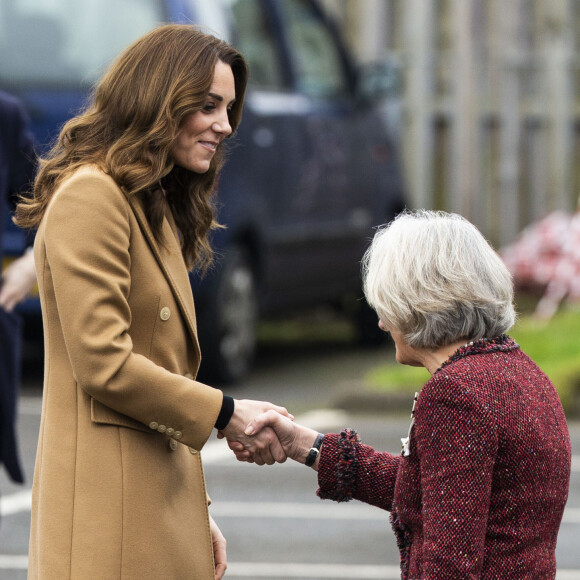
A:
189;448;198;455
174;431;183;440
160;307;171;321
169;440;178;451
166;428;175;437
149;422;159;430
157;425;167;433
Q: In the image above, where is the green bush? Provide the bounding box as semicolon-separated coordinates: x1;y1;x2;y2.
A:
510;308;580;412
367;306;580;414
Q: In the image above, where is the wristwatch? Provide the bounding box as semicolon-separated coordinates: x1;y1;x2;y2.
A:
305;433;324;467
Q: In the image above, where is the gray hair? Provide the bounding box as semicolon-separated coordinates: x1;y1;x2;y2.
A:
362;210;516;349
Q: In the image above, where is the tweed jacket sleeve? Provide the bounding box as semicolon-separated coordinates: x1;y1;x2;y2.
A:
317;430;401;510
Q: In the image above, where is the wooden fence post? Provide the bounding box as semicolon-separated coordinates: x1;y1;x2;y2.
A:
492;0;523;245
403;0;435;210
539;0;575;214
449;0;476;222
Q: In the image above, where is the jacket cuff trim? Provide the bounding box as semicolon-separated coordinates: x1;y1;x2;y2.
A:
318;428;359;502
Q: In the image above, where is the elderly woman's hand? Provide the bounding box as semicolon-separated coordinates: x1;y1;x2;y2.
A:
229;410;322;469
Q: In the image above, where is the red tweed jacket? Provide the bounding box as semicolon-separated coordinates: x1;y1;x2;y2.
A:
318;336;571;579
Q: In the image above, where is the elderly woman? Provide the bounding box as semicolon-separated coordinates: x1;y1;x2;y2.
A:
233;210;572;579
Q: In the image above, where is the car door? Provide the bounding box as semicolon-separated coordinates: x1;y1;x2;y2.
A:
0;0;166;152
0;0;166;321
262;0;371;307
195;0;311;312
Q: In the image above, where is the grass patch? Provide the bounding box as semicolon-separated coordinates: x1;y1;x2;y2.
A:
510;307;580;411
257;308;356;345
366;305;580;413
367;362;429;394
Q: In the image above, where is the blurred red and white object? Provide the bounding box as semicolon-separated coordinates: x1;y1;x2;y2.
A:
501;210;580;319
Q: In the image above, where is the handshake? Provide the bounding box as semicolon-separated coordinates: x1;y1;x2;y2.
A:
218;399;321;468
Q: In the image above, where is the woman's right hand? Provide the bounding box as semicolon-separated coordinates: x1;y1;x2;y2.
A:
232;410;320;468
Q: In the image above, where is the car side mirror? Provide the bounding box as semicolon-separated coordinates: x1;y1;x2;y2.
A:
356;58;403;104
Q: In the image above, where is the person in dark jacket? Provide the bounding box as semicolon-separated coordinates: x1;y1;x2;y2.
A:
229;210;572;579
0;89;37;489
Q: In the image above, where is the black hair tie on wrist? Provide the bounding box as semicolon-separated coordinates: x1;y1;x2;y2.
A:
305;433;324;467
214;395;235;431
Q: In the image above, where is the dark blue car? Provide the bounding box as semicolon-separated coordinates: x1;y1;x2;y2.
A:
0;0;406;382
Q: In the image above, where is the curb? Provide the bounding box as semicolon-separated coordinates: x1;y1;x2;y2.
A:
331;381;416;415
331;382;580;419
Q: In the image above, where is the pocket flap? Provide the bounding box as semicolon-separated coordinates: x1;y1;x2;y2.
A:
91;398;150;433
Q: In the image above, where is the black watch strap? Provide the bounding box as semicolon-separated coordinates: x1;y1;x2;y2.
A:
305;433;324;467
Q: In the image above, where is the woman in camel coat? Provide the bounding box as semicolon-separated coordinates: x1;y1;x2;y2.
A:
16;25;288;579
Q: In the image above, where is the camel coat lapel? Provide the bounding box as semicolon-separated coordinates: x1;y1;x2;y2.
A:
127;195;201;363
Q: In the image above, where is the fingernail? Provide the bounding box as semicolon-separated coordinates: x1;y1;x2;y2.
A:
245;426;255;436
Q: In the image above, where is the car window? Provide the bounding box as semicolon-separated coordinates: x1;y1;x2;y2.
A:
0;0;164;85
229;0;284;90
277;0;347;98
190;0;232;42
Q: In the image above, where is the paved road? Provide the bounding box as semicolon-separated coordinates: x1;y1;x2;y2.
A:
1;341;579;579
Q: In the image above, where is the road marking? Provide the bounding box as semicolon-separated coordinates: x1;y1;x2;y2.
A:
227;562;401;578
0;489;31;516
5;404;580;526
0;554;580;580
5;491;580;525
211;501;386;520
20;398;580;473
1;557;578;579
211;502;580;524
1;409;349;517
14;397;580;475
0;555;27;569
17;396;42;416
563;508;580;524
226;564;580;579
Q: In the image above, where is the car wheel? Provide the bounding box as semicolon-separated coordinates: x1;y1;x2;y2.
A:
196;246;258;384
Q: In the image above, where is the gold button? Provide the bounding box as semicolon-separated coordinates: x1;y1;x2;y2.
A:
166;428;175;437
157;424;167;433
160;307;171;321
184;373;193;380
174;431;182;440
189;448;198;455
169;440;178;451
149;422;159;430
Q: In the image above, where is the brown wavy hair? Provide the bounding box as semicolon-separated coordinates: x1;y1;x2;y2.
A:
15;24;248;273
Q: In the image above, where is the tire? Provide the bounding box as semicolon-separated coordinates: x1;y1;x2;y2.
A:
196;246;258;384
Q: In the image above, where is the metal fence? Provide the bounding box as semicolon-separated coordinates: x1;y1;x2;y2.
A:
326;0;580;247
